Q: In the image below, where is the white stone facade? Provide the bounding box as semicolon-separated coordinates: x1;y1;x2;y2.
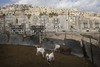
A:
0;4;100;34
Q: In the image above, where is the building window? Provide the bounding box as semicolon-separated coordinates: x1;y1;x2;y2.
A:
83;22;88;29
13;30;15;32
18;30;21;32
53;18;59;24
53;18;60;30
16;19;18;24
95;22;99;29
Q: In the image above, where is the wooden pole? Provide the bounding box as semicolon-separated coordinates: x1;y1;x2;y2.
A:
98;34;100;45
90;38;94;64
65;31;66;39
81;38;88;58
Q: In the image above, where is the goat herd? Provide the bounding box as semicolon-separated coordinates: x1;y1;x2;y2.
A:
35;43;71;65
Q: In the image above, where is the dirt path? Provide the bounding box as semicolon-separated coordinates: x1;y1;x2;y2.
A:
0;44;96;67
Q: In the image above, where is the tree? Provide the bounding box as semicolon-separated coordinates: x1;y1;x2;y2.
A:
49;12;58;17
39;12;47;16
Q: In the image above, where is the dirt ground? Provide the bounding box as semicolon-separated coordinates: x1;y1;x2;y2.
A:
0;44;96;67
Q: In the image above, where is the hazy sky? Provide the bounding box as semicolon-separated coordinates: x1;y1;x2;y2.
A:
0;0;100;12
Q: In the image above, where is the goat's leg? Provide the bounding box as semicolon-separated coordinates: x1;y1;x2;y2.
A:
47;60;51;65
42;52;44;57
52;57;55;62
36;51;38;56
54;48;56;51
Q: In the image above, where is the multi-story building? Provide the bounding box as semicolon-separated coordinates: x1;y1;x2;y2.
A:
0;4;100;35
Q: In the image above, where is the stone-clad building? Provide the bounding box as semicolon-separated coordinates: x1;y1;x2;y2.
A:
0;4;100;35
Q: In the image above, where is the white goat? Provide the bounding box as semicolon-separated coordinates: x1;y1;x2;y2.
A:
54;44;60;51
46;52;55;64
36;47;45;57
46;53;49;60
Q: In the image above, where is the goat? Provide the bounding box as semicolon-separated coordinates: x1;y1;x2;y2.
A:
36;47;45;57
54;43;71;54
46;52;55;64
54;44;60;51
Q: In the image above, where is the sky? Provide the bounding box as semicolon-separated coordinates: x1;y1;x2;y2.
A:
0;0;100;12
